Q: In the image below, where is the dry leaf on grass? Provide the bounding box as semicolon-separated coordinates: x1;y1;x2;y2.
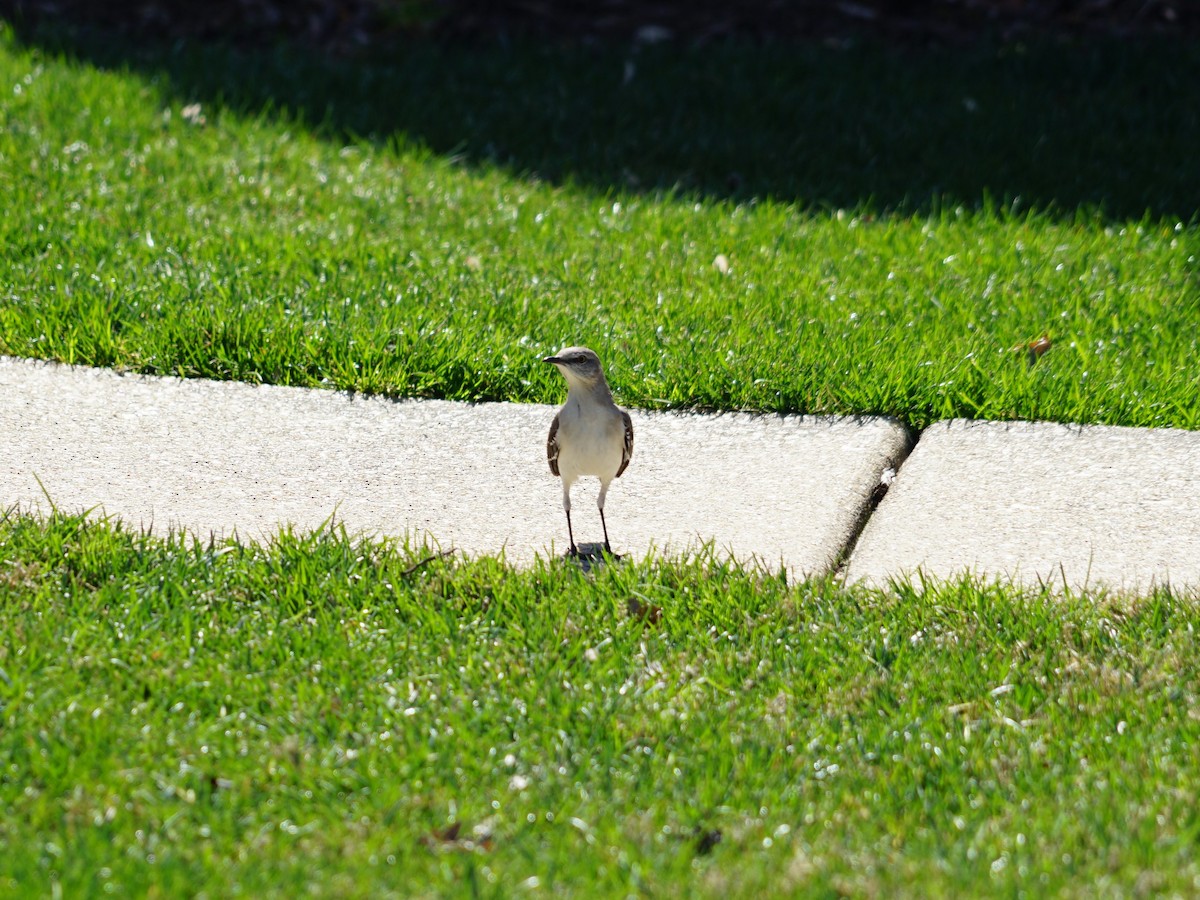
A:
1011;333;1052;366
695;827;723;855
420;820;494;853
626;596;663;626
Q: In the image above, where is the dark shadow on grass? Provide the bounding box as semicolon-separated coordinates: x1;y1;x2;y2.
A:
6;18;1200;219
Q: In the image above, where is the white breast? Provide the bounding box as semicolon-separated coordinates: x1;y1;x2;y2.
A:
555;396;625;483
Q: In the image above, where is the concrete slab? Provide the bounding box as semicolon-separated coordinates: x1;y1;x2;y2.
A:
0;356;911;575
845;418;1200;594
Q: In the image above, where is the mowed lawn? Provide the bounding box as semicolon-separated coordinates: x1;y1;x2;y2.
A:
1;19;1200;897
1;512;1199;897
0;26;1198;428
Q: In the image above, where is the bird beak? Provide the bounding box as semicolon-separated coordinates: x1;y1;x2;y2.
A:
543;355;562;365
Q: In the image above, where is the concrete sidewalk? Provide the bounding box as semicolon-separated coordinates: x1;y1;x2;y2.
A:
845;419;1200;594
3;356;1199;593
0;356;910;576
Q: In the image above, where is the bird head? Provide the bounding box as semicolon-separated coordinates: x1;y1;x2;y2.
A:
543;346;607;390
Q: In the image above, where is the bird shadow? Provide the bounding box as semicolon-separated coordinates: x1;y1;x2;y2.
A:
566;543;623;572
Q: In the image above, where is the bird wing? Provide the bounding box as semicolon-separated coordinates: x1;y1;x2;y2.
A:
616;410;634;478
546;412;560;476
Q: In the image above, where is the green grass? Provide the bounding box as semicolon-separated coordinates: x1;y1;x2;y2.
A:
0;510;1198;896
2;23;1200;896
0;25;1198;428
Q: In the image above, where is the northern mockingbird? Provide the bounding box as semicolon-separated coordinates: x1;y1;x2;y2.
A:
544;347;634;557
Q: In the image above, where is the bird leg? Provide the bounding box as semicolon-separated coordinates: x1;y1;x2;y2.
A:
599;508;612;554
565;508;578;556
562;483;580;557
599;510;627;558
597;481;616;556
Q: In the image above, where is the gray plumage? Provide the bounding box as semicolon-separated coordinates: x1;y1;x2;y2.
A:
543;346;633;555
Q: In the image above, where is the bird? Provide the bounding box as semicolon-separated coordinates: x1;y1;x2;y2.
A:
544;346;634;557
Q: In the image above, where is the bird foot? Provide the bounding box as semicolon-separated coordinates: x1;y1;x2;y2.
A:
562;543;620;563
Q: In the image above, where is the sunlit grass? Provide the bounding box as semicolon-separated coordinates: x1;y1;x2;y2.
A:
0;27;1197;429
1;511;1198;895
2;24;1199;895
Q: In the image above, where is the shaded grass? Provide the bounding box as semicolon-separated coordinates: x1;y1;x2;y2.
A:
1;510;1199;895
10;19;1200;217
3;24;1199;897
0;27;1198;429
